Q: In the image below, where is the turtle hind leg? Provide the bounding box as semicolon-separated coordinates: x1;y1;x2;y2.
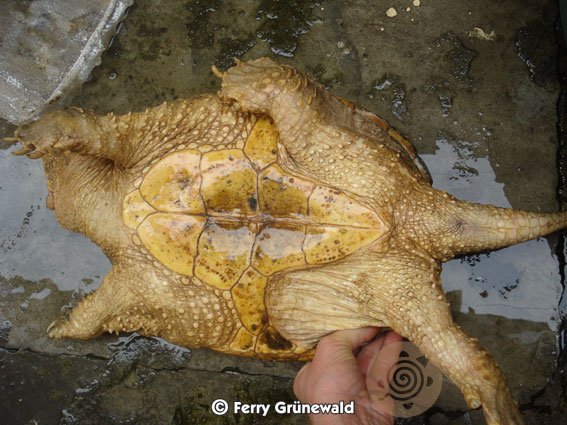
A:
266;248;525;425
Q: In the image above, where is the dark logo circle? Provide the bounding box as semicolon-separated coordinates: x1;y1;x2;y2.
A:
367;341;443;418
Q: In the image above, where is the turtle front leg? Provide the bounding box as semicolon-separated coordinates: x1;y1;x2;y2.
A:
12;108;133;163
216;57;331;133
48;263;186;341
49;264;239;351
11;101;183;168
48;265;141;340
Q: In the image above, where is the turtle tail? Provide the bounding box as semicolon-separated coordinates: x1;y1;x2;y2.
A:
408;191;567;261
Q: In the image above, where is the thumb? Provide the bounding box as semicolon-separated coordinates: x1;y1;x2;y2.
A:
367;331;403;390
365;331;403;416
293;362;312;401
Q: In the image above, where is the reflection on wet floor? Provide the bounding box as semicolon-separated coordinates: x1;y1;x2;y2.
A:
0;149;110;291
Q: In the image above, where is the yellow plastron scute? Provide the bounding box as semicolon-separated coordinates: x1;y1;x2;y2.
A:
122;190;156;229
251;224;306;275
309;185;382;227
304;226;384;265
194;222;256;290
229;327;256;353
139;149;205;213
231;267;268;334
201;149;258;215
137;213;206;276
255;326;293;354
258;164;314;219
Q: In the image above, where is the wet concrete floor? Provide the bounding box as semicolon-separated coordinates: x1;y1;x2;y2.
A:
0;0;565;424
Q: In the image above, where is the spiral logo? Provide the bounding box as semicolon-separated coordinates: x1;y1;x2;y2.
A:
366;341;442;418
211;399;229;415
390;358;425;401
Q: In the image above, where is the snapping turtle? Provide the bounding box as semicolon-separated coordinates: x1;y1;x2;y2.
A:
8;58;565;424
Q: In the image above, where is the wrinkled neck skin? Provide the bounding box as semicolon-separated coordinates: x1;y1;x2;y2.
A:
41;152;130;261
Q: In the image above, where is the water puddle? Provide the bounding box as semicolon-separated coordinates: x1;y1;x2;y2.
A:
368;73;409;121
0;149;110;292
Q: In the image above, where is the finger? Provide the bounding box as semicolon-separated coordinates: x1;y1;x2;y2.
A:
321;327;383;353
293;362;312;401
362;332;403;419
384;330;403;346
358;331;403;377
366;331;404;393
372;331;404;379
312;327;382;370
357;333;387;376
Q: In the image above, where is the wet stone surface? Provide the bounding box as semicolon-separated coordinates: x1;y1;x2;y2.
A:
0;0;565;424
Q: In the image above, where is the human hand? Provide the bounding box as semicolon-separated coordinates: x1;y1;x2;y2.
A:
294;327;403;425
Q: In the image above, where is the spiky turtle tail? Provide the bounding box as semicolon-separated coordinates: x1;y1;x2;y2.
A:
414;194;567;261
463;205;565;249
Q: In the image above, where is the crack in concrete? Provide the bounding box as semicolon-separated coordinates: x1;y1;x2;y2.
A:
0;344;295;380
0;345;108;362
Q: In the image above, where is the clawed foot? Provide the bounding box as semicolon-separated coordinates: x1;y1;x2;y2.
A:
213;57;295;114
479;386;525;425
5;133;45;159
461;376;525;425
6;107;88;159
46;318;67;338
46;305;74;338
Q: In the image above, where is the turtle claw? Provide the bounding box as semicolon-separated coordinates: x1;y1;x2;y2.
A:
46;319;57;333
47;317;68;338
46;305;74;338
12;146;34;156
27;151;44;159
211;64;224;79
47;319;60;337
8;128;49;159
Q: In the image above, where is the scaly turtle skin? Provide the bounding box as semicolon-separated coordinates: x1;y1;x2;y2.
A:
9;58;566;425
